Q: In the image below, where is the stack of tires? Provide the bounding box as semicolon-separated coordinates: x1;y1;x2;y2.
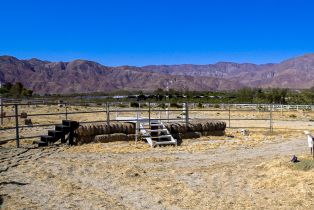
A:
76;122;135;144
164;120;226;140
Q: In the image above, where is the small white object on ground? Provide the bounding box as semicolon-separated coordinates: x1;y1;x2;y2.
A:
241;129;249;136
304;131;313;148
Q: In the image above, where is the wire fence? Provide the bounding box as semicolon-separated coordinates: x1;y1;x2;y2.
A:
1;101;314;148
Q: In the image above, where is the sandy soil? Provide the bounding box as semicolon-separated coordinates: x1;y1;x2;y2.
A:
1;130;313;209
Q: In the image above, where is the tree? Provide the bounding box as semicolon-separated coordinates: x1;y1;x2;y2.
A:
266;88;288;104
237;88;255;103
0;82;33;98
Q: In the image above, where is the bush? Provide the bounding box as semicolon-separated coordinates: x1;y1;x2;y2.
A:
130;102;139;108
157;103;166;109
0;82;33;98
214;104;220;108
20;112;27;119
170;103;183;108
117;103;127;108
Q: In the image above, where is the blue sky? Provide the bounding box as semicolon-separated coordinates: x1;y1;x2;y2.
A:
0;0;313;66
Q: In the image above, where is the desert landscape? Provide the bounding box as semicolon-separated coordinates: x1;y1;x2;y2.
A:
1;103;314;209
1;128;314;209
1;0;314;209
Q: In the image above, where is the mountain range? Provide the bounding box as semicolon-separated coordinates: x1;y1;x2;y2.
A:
0;54;314;94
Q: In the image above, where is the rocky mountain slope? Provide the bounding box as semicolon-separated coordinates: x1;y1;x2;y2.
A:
0;56;242;94
0;54;313;94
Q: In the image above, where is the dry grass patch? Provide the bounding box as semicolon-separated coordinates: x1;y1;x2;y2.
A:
251;155;314;208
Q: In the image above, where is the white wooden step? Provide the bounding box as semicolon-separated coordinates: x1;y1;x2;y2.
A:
150;135;172;139
154;140;177;146
145;128;168;132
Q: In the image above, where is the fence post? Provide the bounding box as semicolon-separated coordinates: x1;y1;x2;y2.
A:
15;104;20;148
269;104;273;133
148;102;151;126
139;102;141;119
166;103;169;122
228;103;231;128
185;102;189;126
65;103;68;120
106;102;110;133
116;105;118;119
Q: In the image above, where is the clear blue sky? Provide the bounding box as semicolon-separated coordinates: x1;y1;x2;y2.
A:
0;0;313;66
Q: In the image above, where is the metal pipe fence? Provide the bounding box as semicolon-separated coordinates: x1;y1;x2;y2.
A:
0;101;313;148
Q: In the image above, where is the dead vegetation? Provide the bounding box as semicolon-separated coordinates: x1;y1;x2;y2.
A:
1;134;313;209
0;104;314;209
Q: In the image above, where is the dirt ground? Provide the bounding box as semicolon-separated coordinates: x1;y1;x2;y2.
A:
1;128;314;210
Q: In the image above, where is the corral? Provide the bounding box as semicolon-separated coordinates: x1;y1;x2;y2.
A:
1;101;314;209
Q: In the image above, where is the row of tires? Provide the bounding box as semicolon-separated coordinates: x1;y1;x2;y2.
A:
77;133;136;145
76;122;135;137
76;120;226;138
164;121;226;134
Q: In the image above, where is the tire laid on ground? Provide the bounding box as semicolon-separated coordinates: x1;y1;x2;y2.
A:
85;124;92;136
194;122;202;132
164;124;171;132
178;123;188;133
95;124;101;135
208;122;215;131
115;123;122;133
76;126;85;137
187;123;196;132
202;122;207;132
95;134;110;143
102;124;109;134
127;134;136;141
171;124;179;133
91;125;98;136
214;121;221;130
111;133;128;142
127;123;135;134
221;121;226;130
109;123;117;134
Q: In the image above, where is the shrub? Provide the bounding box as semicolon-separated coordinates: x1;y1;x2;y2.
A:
130;102;139;108
20;112;27;119
170;103;183;108
117;103;127;108
214;104;220;108
156;103;166;109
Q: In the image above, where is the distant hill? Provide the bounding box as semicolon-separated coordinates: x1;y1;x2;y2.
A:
0;54;314;94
